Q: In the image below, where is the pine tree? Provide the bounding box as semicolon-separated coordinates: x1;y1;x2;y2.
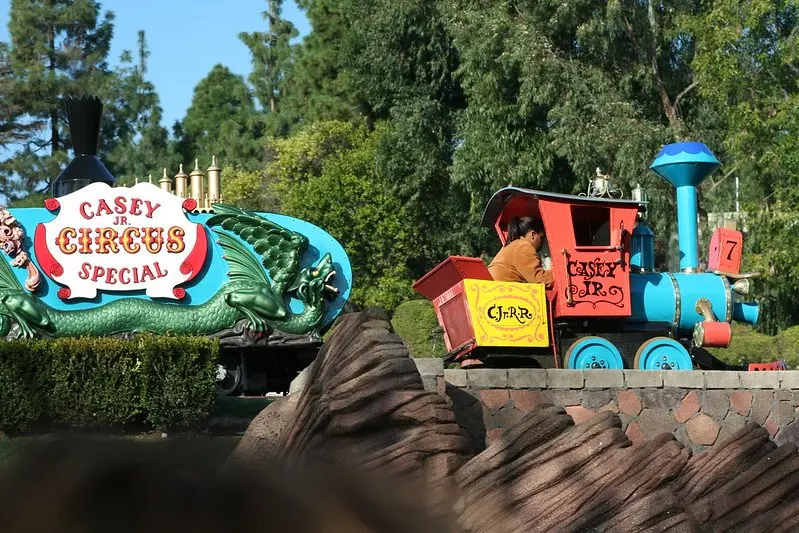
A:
175;64;264;170
4;0;114;199
239;1;297;117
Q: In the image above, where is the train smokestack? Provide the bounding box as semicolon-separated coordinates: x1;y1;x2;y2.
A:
649;142;720;272
52;95;116;198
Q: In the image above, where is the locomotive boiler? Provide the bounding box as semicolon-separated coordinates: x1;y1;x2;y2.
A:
413;142;775;371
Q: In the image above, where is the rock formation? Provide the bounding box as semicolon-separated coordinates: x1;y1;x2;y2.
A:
232;308;799;532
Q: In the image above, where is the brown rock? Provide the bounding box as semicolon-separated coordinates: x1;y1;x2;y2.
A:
617;389;642;416
625;421;645;445
566;405;596;424
730;390;753;416
674;390;700;423
226;394;299;468
509;390;542;413
686;413;720;446
271;308;471;524
486;427;503;445
479;389;510;410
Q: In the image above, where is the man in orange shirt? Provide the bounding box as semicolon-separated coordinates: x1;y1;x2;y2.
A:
488;217;554;289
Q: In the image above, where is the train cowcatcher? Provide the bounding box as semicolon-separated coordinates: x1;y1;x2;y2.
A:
413;142;780;372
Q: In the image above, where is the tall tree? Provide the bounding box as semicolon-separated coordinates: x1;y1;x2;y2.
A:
175;64;264;170
686;0;799;332
344;0;468;273
440;0;720;252
278;0;362;126
239;1;297;119
101;31;177;183
5;0;114;199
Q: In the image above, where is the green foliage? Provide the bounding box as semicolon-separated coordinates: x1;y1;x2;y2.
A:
271;120;417;310
0;335;218;434
390;299;447;358
0;341;49;433
221;165;281;212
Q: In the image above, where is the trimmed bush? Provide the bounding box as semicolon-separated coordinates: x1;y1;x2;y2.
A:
709;324;799;369
391;300;447;358
0;335;218;434
0;342;49;433
139;335;217;430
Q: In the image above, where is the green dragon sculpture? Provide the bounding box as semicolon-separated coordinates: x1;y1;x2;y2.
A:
0;204;339;340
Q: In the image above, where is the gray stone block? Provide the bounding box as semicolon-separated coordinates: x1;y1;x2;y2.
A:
704;371;741;389
740;371;780;389
584;370;624;389
443;369;468;387
507;368;547;389
663;371;704;389
780;371;799;389
624;370;663;388
700;390;730;419
547;369;585;389
420;375;438;393
413;358;444;376
467;369;508;388
750;391;773;424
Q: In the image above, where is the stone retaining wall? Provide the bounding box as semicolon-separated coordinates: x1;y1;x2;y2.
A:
412;359;799;453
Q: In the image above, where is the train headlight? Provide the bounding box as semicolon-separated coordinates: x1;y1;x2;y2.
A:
732;278;751;296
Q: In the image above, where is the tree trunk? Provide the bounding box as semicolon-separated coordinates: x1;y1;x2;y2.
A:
47;17;58;154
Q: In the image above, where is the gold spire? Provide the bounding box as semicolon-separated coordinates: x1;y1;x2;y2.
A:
159;167;173;193
174;163;188;198
189;158;205;204
207;155;221;204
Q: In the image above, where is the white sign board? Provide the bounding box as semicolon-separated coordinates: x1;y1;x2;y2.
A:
34;182;208;300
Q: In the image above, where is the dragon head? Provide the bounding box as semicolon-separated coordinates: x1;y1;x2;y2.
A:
289;253;339;308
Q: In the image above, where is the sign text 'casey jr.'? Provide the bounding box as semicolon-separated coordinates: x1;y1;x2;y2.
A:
34;182;208;300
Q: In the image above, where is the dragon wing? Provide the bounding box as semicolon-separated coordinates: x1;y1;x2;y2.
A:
0;256;23;292
207;204;308;294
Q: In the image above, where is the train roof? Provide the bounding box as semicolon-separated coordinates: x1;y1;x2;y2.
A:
480;187;646;227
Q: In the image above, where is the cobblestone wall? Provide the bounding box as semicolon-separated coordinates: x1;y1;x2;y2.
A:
412;359;799;453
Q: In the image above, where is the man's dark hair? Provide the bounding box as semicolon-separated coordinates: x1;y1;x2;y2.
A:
507;216;545;242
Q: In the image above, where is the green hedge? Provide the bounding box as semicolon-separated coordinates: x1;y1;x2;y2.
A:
710;324;799;369
0;335;217;434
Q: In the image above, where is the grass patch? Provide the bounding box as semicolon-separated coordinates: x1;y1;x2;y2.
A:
0;434;241;473
213;396;274;420
391;300;447;358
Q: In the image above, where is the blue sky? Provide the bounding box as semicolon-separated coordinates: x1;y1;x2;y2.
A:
0;0;310;130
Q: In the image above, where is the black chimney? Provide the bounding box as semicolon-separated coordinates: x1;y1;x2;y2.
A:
51;95;116;198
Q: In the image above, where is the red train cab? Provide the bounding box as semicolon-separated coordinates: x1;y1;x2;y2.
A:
482;188;642;319
414;187;645;368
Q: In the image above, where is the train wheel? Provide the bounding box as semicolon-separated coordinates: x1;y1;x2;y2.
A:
216;354;243;396
565;336;624;370
634;337;693;370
